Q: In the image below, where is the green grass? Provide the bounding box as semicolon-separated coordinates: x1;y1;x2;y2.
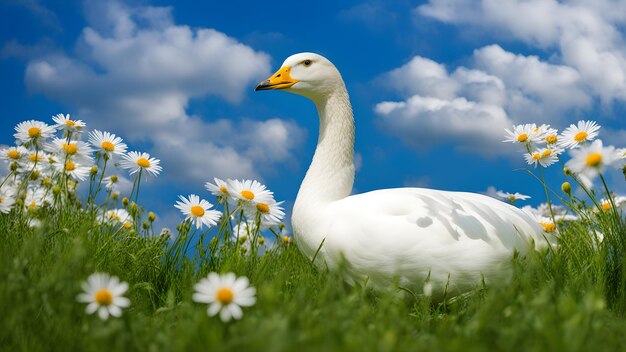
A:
2;199;626;352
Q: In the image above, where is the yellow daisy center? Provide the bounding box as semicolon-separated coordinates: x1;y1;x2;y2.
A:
190;205;205;217
216;287;234;304
532;153;541;160
540;222;556;233
256;203;270;213
101;141;115;152
602;202;612;211
94;289;113;306
0;197;3;203
574;131;588;142
29;201;37;209
29;153;42;162
7;150;20;159
545;135;557;144
585;152;602;167
219;186;228;194
508;195;516;202
65;161;76;171
123;222;132;229
137;157;151;168
65;120;76;127
240;190;255;200
517;133;528;142
542;149;552;157
63;143;78;155
28;127;41;138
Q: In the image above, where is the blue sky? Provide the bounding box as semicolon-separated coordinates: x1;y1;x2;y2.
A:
1;0;626;230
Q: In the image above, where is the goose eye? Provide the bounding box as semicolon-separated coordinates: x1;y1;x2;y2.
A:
303;60;312;67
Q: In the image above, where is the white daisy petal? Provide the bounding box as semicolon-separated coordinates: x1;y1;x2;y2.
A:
208;302;222;316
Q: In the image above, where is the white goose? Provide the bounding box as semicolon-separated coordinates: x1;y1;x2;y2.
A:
256;53;551;296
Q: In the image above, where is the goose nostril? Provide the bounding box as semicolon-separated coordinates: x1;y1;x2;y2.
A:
276;74;281;78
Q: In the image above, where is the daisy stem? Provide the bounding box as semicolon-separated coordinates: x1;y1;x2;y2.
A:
599;173;621;223
92;157;109;205
234;208;245;255
134;169;143;204
0;170;14;189
539;166;558;230
181;226;198;261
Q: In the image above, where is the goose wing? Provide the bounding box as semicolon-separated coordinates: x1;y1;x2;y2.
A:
320;188;550;289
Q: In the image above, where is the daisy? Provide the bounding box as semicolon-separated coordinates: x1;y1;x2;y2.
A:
120;151;162;177
205;178;231;198
104;208;133;229
540;126;559;145
52;113;86;134
503;124;541;145
55;159;91;181
46;138;94;162
226;179;274;205
0;186;16;214
244;200;285;227
565;140;619;180
495;191;530;205
538;217;557;234
600;195;626;212
524;147;561;168
231;221;258;252
192;272;256;322
174;194;222;229
105;175;119;191
77;272;130;321
559;120;600;149
88;130;127;157
0;146;28;163
24;187;53;210
14;120;56;146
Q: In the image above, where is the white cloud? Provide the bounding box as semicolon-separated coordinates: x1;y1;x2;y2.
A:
22;1;305;184
372;0;626;157
375;95;511;155
417;0;626;103
473;44;590;118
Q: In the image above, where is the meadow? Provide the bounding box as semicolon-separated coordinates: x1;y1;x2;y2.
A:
1;116;626;351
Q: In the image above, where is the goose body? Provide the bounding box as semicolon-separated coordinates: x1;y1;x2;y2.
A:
256;53;550;296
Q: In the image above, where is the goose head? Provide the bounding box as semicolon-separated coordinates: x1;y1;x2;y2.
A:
255;53;344;100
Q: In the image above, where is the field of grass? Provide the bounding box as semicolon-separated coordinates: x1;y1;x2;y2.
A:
2;195;626;351
2;118;626;351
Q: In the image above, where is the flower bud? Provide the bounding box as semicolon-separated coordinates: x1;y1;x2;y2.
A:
210;237;219;247
142;221;149;230
561;182;571;195
111;192;119;200
52;185;61;195
30;170;40;181
148;211;156;222
10;162;18;171
563;167;572;176
258;236;265;246
41;177;52;187
122;197;130;206
90;165;99;176
110;175;118;183
130;202;138;214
